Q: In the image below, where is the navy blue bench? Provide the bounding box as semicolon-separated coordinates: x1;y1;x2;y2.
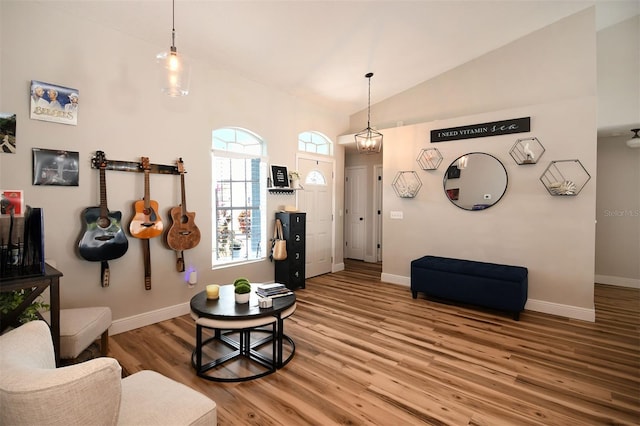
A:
411;255;528;320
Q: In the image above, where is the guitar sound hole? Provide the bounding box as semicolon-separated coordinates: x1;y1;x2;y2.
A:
181;215;189;224
97;217;111;229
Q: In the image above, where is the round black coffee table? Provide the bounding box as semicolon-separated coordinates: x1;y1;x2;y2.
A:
190;284;296;382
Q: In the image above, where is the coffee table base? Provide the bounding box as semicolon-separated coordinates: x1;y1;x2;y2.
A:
192;326;277;382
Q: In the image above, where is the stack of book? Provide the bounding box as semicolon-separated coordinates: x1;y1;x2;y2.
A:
256;283;291;298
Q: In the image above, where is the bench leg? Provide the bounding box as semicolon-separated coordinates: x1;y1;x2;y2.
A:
411;290;418;299
513;312;520;321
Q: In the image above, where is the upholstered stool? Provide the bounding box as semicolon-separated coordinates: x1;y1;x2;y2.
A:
43;307;112;359
277;302;296;367
190;311;277;382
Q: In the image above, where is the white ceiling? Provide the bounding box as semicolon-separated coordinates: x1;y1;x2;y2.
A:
48;0;638;116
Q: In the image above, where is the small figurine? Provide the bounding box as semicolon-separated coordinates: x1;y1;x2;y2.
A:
523;142;535;163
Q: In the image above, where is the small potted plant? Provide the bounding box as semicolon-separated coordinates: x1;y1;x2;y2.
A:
233;278;251;304
0;289;49;325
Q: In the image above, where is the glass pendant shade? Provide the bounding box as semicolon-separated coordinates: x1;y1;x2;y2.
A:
157;0;190;97
157;48;190;97
355;72;383;154
626;128;640;149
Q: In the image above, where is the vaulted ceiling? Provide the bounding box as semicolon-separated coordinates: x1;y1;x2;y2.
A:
48;0;638;116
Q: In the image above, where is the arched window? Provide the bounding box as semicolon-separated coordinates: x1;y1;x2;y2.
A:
298;131;333;155
305;170;326;185
212;128;267;266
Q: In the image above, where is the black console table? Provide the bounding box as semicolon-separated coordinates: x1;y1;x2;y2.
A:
0;264;62;366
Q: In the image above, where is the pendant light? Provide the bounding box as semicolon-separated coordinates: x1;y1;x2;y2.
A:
156;0;191;96
626;128;640;149
355;72;383;154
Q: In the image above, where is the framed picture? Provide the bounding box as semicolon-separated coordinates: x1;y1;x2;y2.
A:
32;148;79;186
271;165;289;187
30;80;79;125
0;113;17;154
1;190;24;215
446;164;461;179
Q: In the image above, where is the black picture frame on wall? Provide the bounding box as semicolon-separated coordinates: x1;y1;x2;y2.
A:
446;164;461;179
271;165;289;187
32;148;79;186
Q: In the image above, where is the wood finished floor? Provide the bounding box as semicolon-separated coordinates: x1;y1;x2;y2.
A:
109;260;640;425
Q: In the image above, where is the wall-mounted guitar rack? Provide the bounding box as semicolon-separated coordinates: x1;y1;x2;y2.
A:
87;151;189;288
90;154;180;175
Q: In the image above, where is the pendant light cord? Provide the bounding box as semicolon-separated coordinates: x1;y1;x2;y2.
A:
366;72;374;128
367;77;371;128
171;0;176;50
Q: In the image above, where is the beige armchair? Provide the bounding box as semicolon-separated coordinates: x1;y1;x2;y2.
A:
0;320;217;426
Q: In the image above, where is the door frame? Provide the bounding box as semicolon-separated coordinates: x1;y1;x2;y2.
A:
370;164;383;263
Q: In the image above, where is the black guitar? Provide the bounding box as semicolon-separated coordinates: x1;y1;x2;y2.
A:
78;151;128;286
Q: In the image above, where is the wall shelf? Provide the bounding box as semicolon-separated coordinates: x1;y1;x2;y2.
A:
510;137;545;165
392;171;422;198
416;148;443;170
268;188;298;195
540;159;591;196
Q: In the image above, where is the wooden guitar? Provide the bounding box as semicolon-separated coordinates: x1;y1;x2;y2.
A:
129;157;163;290
78;151;129;287
166;159;200;271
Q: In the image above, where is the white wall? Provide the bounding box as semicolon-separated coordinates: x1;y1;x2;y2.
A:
382;98;597;321
597;15;640;132
595;135;640;287
349;9;599;320
0;1;347;331
349;9;597;132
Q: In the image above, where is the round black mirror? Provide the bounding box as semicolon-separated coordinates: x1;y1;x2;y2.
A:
443;152;508;211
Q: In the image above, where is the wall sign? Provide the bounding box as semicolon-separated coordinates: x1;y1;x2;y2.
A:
431;117;530;142
270;165;289;187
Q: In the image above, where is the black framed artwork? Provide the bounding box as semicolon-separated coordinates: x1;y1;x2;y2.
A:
271;165;289;187
446;164;461;179
32;148;79;186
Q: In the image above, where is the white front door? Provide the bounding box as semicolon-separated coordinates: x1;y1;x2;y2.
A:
345;166;366;260
297;156;333;278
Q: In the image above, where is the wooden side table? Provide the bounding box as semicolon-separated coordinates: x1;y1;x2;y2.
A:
0;264;62;366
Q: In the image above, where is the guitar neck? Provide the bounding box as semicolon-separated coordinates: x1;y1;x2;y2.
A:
144;170;151;209
99;167;108;217
180;172;188;214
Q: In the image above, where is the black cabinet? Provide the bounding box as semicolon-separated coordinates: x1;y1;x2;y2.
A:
275;212;305;290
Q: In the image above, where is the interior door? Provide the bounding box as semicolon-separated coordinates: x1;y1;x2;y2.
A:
297;157;333;278
345;166;366;260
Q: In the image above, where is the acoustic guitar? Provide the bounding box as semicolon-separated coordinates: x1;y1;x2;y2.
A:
129;157;163;290
166;159;200;271
129;157;163;239
78;151;129;287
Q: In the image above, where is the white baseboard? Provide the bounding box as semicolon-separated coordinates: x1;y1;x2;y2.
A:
525;299;595;322
381;273;410;286
110;302;190;335
111;270;602;335
383;273;596;322
332;262;345;273
595;274;640;289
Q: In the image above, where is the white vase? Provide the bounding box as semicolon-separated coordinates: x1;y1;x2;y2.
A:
235;292;250;304
290;179;300;189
